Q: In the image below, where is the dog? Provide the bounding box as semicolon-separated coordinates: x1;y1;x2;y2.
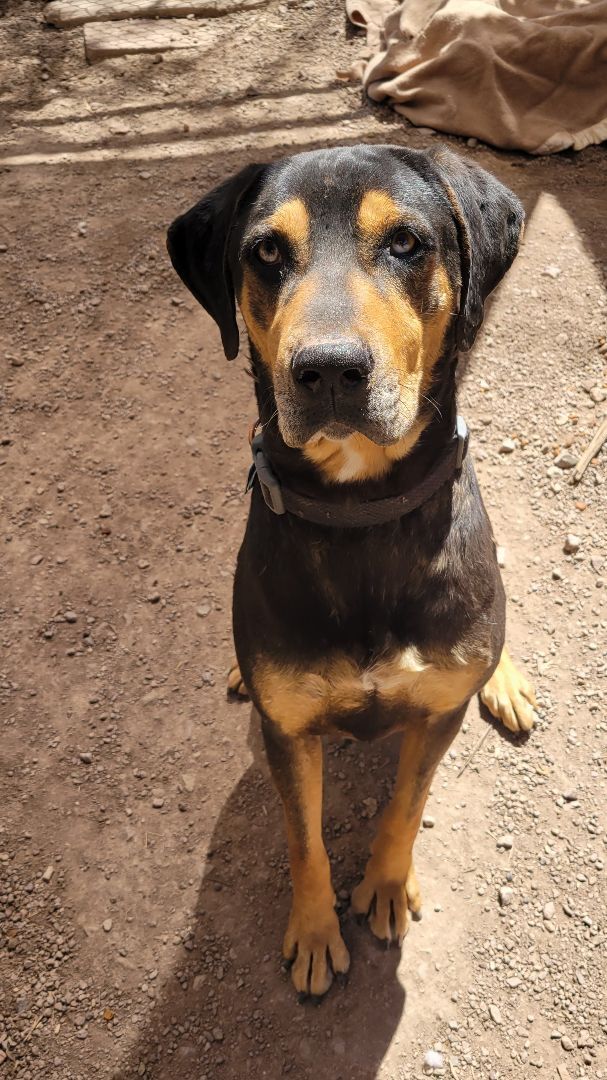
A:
167;144;537;1001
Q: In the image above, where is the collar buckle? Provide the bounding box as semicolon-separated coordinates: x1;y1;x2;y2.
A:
249;432;286;515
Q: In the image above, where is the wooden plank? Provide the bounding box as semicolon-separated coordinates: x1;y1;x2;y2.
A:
44;0;267;29
84;18;228;60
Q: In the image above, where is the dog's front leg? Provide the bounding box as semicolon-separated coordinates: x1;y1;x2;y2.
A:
352;706;465;944
261;718;350;999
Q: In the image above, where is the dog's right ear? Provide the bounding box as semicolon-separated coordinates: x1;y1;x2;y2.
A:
167;164;267;360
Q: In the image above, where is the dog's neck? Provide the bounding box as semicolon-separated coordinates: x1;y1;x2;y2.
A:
249;342;460;503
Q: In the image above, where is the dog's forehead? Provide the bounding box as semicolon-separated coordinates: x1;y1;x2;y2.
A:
249;147;441;230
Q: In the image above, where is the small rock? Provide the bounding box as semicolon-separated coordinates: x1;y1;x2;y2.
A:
498;886;514;907
64;611;78;623
212;1027;224;1042
499;438;516;454
102;919;113;933
563;534;581;554
496;835;513;850
147;593;161;604
589;386;606;403
138;559;150;569
79;752;93;764
554;451;578;470
496;546;507;568
42;865;54;882
543;901;555;920
542;264;562;279
561;1036;574;1051
562;789;577;802
424;1050;444;1071
196;604;211;618
99;505;112;518
152;797;164;809
181;773;195;793
489;1004;503;1024
422;815;435;829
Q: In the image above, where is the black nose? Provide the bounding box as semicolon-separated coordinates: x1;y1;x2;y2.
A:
291;340;373;395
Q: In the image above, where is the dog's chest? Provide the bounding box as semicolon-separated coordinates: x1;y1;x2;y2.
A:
253;644;487;741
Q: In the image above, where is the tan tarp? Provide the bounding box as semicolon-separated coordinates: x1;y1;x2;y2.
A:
345;0;607;154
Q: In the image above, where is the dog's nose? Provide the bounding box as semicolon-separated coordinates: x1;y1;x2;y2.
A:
291;341;373;396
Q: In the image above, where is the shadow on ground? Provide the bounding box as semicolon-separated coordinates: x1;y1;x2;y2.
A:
116;708;407;1079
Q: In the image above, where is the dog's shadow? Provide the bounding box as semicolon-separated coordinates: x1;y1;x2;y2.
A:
118;705;406;1080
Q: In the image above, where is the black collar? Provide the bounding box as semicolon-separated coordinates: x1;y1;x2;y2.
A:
246;417;469;528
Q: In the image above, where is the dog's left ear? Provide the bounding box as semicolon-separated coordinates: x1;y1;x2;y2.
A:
429;148;525;352
167;163;267;360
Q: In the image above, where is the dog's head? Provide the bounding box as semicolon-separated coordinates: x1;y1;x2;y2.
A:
168;145;523;452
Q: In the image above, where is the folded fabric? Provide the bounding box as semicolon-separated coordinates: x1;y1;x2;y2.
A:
346;0;607;153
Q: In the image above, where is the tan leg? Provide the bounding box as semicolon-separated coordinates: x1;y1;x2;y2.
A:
262;720;350;998
352;709;464;944
227;659;249;699
480;646;536;733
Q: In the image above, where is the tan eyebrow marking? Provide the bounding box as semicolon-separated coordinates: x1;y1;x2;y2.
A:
357;189;403;241
266;197;310;260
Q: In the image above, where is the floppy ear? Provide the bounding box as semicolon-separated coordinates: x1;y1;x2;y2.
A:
167;163;267;360
429;148;525;352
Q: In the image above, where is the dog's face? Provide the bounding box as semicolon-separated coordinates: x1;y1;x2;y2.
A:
168;145;523;452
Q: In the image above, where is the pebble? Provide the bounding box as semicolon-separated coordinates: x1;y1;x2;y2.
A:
561;1036;574;1051
542;264;562;278
499;438;516;454
554;451;578;469
563;533;581;553
489;1004;503;1024
496;545;507;567
99;505;112;518
197;604;211;618
496;834;513;849
64;610;78;623
424;1050;444;1070
102;919;113;933
543;901;555;920
152;797;164;809
422;815;435;828
42;865;54;882
589;386;606;402
498;886;514;907
79;752;93;764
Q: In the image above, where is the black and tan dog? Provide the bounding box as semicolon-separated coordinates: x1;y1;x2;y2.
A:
167;144;536;1000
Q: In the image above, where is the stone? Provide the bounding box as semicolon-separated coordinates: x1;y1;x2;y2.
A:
496;546;507;568
489;1004;503;1024
499;438;516;454
79;752;93;764
543;901;555;920
424;1050;444;1070
42;865;54;882
64;611;78;623
498;886;514;907
45;0;269;30
196;603;211;618
542;265;562;279
561;1036;574;1051
589;386;606;403
422;815;435;829
152;797;164;809
496;834;513;850
554;451;578;470
102;919;113;933
563;534;581;554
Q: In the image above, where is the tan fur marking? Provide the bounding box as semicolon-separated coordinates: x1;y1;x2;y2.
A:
302;423;427;483
253;647;486;737
267;197;310;261
240;271;319;373
357;189;403;242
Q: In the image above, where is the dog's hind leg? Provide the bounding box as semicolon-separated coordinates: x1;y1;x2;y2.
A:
352;706;464;945
227;659;249;699
480;647;536;733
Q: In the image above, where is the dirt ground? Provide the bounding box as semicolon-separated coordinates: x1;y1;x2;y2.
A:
1;2;606;1079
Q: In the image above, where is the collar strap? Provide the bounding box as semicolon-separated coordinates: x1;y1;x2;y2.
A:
247;416;469;528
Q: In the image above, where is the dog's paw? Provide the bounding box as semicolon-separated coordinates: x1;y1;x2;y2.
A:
351;862;421;946
283;900;350;1000
480;648;536;733
227;660;249;699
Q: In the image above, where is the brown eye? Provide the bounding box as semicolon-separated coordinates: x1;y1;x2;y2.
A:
256;238;282;265
390;230;417;257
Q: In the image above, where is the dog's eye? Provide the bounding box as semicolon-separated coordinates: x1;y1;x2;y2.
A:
256;238;282;266
390;230;417;257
